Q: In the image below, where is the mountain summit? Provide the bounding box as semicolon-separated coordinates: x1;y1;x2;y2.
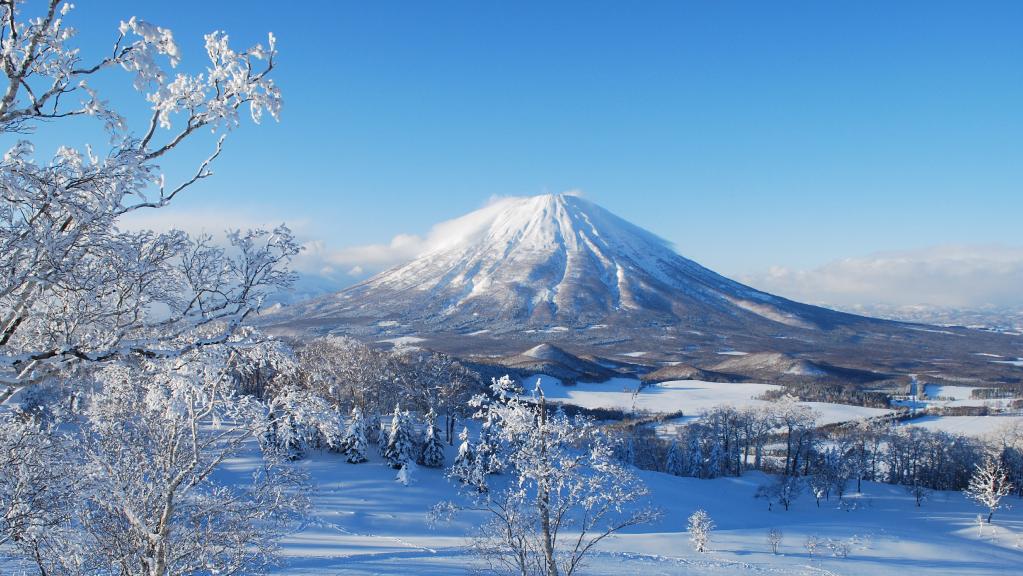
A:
263;194;1022;382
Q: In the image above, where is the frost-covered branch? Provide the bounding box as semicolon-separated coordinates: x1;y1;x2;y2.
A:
0;1;289;396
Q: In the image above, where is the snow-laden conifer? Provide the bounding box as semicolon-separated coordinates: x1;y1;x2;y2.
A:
419;409;446;468
341;406;369;463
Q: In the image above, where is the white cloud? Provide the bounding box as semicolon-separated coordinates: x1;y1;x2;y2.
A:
741;245;1023;309
116;206;310;239
293;195;536;283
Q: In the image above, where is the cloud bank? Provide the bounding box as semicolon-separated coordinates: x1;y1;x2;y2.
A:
741;245;1023;309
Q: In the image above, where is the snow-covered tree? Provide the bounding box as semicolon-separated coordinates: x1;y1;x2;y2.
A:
297;336;397;415
383;404;417;469
477;409;504;474
0;409;77;571
966;456;1014;523
664;440;681;475
809;473;830;508
370;411;386;451
451;426;488;492
419;409;446;468
767;528;783;555
453;426;474;469
761;475;802;511
341;406;369;464
2;347;310;576
396;462;417;486
804;535;820;558
0;0;292;401
0;5;319;573
686;433;704;477
265;384;342;458
687;509;714;553
435;377;658;576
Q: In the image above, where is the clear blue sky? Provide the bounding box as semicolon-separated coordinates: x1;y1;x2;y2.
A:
59;1;1023;278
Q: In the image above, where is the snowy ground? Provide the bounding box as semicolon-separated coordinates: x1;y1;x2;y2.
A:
261;447;1023;575
522;376;892;426
902;414;1023;438
888;383;1021;438
993;358;1023;367
919;384;1013;409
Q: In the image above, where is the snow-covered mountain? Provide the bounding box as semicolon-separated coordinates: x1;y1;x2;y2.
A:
277;194;849;330
262;194;1023;383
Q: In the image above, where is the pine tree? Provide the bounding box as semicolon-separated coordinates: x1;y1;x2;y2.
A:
665;441;680;475
419;409;446;468
478;411;504;474
383;404;416;469
341;406;369;464
687;434;703;478
451;426;487;492
370;412;387;454
706;440;723;478
396;462;416;486
454;426;474;469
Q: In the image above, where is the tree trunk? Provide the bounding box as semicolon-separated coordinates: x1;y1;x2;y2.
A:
537;393;559;576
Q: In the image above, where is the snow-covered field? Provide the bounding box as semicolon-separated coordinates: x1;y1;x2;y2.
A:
261;447;1023;575
902;415;1023;438
523;376;892;426
993;358;1023;367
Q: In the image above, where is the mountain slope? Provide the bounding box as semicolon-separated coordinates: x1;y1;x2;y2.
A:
262;194;1023;384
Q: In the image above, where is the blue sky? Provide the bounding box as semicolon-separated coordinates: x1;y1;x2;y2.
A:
39;1;1023;305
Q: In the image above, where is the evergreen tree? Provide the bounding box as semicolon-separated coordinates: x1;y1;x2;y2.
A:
706;440;723;478
419;409;446;468
384;405;416;469
454;426;475;469
478;411;504;474
665;441;681;475
341;406;369;464
687;434;704;478
451;426;488;492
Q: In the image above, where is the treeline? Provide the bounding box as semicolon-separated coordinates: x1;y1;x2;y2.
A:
613;400;1023;503
238;335;485;445
759;382;892;408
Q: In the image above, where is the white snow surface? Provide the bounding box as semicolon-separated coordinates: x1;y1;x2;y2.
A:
903;415;1023;438
994;358;1023;367
251;447;1023;575
523;376;891;425
377;336;426;346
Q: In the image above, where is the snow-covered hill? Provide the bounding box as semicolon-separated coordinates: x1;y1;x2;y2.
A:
265;447;1023;575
